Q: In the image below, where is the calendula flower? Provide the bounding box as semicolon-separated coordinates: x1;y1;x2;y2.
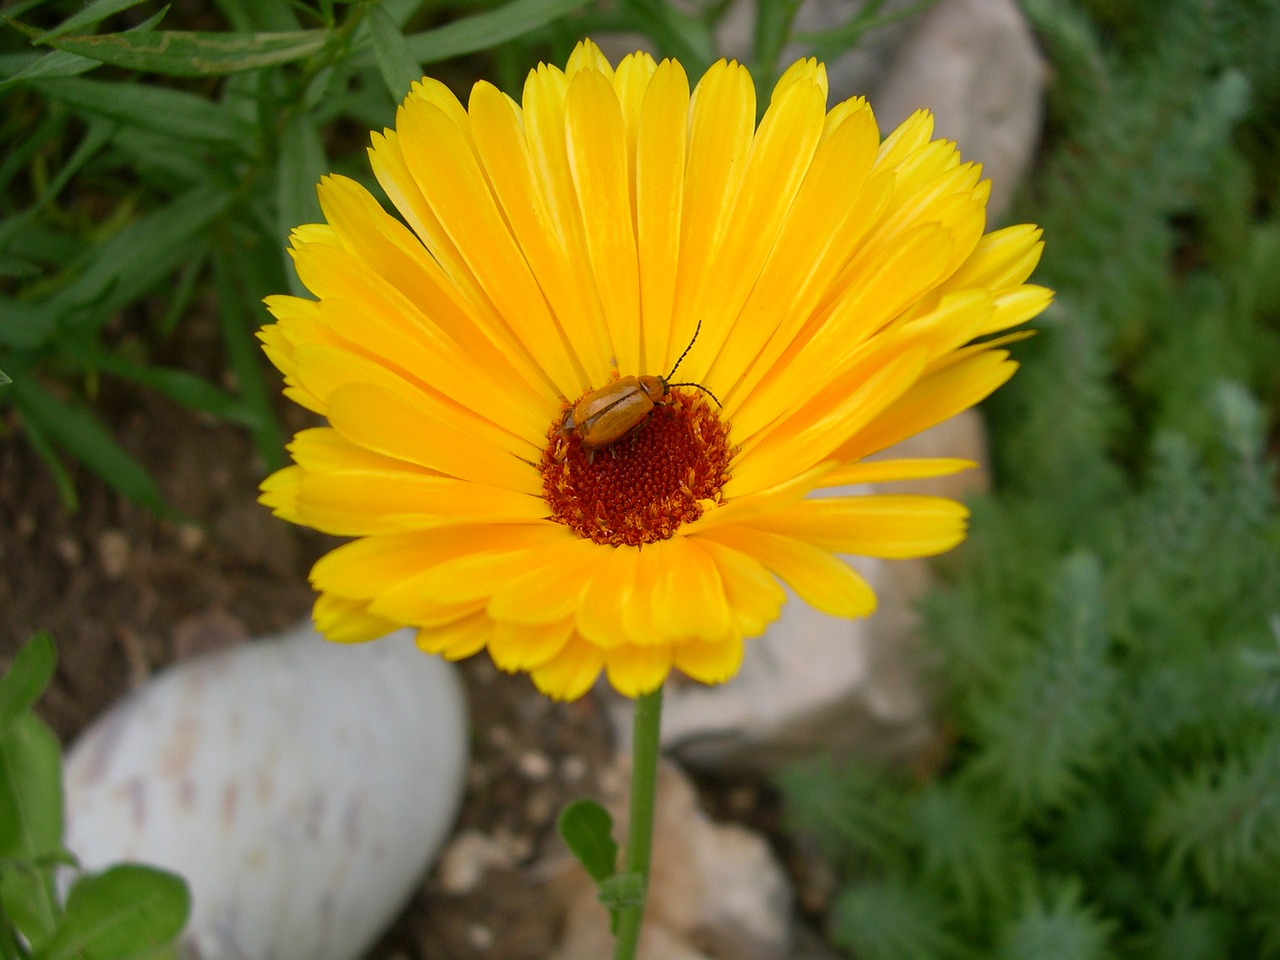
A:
260;39;1051;701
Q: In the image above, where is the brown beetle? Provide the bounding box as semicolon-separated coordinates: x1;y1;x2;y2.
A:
560;321;721;451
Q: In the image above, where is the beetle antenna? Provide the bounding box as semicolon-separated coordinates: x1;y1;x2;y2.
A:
665;319;703;380
667;381;722;408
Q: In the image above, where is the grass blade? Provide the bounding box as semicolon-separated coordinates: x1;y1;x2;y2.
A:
47;29;329;76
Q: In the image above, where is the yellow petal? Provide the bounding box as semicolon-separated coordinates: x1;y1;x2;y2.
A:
313;593;400;643
259;465;304;523
604;643;673;697
649;536;731;644
325;380;539;493
695;536;786;636
565;67;642;375
294;472;547;536
747;495;969;558
817;458;977;487
836;348;1018;460
728;346;928;496
396;95;582;396
635;58;690;374
467;80;611;390
943;223;1045;291
576;545;639;648
487;537;600;624
698;526;876;619
416;612;491;660
671;60;755;367
489;618;574;672
676;64;827;388
710;96;881;399
530;633;605;701
673;635;745;685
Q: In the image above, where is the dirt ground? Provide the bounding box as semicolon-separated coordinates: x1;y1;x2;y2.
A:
0;315;633;958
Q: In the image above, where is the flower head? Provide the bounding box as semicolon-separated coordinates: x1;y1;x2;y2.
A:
260;40;1051;700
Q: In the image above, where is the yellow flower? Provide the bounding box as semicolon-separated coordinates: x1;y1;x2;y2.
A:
260;40;1051;701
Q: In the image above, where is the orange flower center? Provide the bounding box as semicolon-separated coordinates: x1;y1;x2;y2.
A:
540;391;733;546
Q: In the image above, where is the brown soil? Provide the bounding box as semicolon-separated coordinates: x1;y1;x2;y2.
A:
0;343;623;958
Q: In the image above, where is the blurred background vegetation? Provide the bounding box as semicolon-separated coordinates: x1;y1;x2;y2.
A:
785;1;1280;958
2;0;1279;958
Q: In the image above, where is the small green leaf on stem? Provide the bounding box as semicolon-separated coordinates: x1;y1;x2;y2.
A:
33;865;189;960
557;798;618;885
0;633;56;732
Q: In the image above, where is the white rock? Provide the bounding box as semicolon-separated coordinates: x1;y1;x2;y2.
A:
868;0;1046;220
552;760;792;960
613;411;989;774
63;622;469;960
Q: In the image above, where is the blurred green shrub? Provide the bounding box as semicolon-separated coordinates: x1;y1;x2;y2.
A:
0;633;191;958
783;1;1280;958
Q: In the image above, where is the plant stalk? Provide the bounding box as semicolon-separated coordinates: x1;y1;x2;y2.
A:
612;685;664;960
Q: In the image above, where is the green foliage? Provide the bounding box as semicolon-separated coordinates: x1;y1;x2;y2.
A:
784;1;1280;956
0;635;190;959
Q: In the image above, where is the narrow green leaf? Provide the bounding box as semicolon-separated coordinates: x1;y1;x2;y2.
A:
378;0;425;29
211;247;287;471
0;634;56;732
751;0;803;91
83;347;265;429
0;368;12;385
31;77;253;144
34;865;190;960
557;798;618;885
2;0;63;19
12;413;78;510
0;8;168;92
16;120;118;226
403;0;592;65
47;29;330;77
276;111;326;297
11;379;169;515
368;6;421;101
35;0;151;42
51;186;232;322
0;48;99;91
0;298;57;349
215;0;301;32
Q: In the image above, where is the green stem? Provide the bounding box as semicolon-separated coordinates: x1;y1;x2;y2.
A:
612;685;664;960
